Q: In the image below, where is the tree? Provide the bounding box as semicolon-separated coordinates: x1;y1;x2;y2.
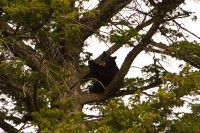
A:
0;0;200;132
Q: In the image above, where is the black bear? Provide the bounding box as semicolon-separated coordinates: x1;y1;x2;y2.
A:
88;52;119;93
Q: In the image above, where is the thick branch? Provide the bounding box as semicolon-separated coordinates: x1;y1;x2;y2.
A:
79;0;186;104
80;13;164;104
0;21;43;70
0;74;31;95
148;0;157;7
0;22;59;81
0;120;18;133
9;41;43;70
80;0;132;40
105;16;163;96
80;17;155;79
104;1;185;97
79;43;122;79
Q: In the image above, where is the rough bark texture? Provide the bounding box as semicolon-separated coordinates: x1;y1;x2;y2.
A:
0;0;188;132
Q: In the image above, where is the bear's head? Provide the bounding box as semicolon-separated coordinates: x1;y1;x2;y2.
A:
101;52;117;67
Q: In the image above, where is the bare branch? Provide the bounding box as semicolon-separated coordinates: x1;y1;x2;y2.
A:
114;80;162;97
104;12;165;96
0;73;39;112
173;20;200;40
0;22;61;82
0;73;31;95
79;1;186;104
0;120;19;133
80;16;155;79
148;40;200;69
80;0;132;40
0;22;43;70
80;10;166;104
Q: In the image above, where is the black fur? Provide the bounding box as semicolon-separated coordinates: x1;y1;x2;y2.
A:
88;52;119;93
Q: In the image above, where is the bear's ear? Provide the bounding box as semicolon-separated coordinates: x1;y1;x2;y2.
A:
113;56;117;60
102;51;107;56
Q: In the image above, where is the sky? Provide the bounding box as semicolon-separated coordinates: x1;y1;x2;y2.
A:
83;0;200;116
1;0;200;132
84;0;200;77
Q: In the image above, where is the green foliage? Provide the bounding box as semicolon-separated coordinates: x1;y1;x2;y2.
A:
164;65;200;97
0;0;200;132
110;28;140;46
171;41;200;57
1;0;82;46
124;77;145;89
86;64;200;132
159;25;184;39
167;105;200;133
32;108;89;132
92;98;162;133
124;62;166;90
